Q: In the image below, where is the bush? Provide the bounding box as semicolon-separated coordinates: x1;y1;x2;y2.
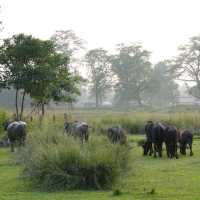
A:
0;109;7;136
18;128;130;191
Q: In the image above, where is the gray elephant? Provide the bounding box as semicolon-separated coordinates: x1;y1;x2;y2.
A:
3;120;27;152
107;125;127;144
64;121;89;143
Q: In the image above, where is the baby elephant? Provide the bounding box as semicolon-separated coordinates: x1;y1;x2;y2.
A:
3;120;27;152
107;126;127;144
178;130;193;156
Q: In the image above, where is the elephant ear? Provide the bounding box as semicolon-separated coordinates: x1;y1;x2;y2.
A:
165;126;170;133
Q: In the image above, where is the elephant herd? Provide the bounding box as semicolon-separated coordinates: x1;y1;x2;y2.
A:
2;119;194;158
2;119;127;152
64;122;127;144
143;121;193;158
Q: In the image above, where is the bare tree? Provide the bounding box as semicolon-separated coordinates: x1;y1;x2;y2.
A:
172;35;200;98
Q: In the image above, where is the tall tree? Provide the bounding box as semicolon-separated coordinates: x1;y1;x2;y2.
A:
145;61;179;106
29;54;81;115
172;35;200;98
85;48;111;107
0;5;3;32
111;43;152;107
0;34;45;119
51;30;85;109
0;34;81;118
51;30;84;69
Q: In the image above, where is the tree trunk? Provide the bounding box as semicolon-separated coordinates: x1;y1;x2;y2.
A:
137;98;142;106
95;93;99;108
15;88;19;120
136;92;143;106
20;91;26;120
95;84;99;108
99;93;103;106
41;103;45;116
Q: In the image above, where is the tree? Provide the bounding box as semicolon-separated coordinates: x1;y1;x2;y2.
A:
0;34;81;118
0;5;3;32
172;35;200;98
111;43;152;107
145;61;179;106
0;34;46;119
51;30;84;68
85;48;112;107
51;30;85;109
29;54;81;115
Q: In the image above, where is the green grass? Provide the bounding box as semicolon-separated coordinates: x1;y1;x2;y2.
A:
1;135;200;199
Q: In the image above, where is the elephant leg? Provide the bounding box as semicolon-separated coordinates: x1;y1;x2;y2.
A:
169;144;174;158
183;144;186;155
149;142;153;156
189;143;193;156
166;144;170;158
10;142;14;152
85;133;89;142
143;142;149;156
175;144;179;159
153;143;157;158
158;143;163;157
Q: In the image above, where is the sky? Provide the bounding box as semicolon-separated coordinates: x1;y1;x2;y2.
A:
1;0;200;64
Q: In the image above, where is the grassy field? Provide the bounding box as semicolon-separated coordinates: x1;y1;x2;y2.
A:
1;135;200;200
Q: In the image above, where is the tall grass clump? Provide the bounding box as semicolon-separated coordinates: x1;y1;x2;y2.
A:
18;128;130;191
88;112;200;135
0;109;7;136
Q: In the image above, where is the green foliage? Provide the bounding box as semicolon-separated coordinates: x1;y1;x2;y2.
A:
51;30;84;59
0;109;7;136
111;43;152;107
112;189;122;196
0;33;81;117
2;134;200;199
2;119;200;199
86;112;200;135
18;129;130;191
85;48;112;107
145;61;179;106
172;35;200;99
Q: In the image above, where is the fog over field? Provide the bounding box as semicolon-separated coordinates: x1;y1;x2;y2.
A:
0;0;200;109
1;0;200;63
1;2;200;200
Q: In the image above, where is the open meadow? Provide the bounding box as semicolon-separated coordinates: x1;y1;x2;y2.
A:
1;110;200;200
2;0;200;199
1;135;200;200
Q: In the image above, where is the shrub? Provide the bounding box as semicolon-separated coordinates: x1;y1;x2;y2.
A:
0;109;7;136
18;128;130;191
112;189;122;196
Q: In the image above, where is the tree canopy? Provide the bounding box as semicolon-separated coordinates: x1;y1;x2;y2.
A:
172;35;200;98
145;61;179;106
0;34;81;118
111;43;152;107
85;48;112;107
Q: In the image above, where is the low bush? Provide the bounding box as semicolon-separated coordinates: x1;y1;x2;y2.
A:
0;109;7;136
18;128;130;191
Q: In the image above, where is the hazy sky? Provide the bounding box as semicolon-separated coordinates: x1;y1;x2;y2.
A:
1;0;200;63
